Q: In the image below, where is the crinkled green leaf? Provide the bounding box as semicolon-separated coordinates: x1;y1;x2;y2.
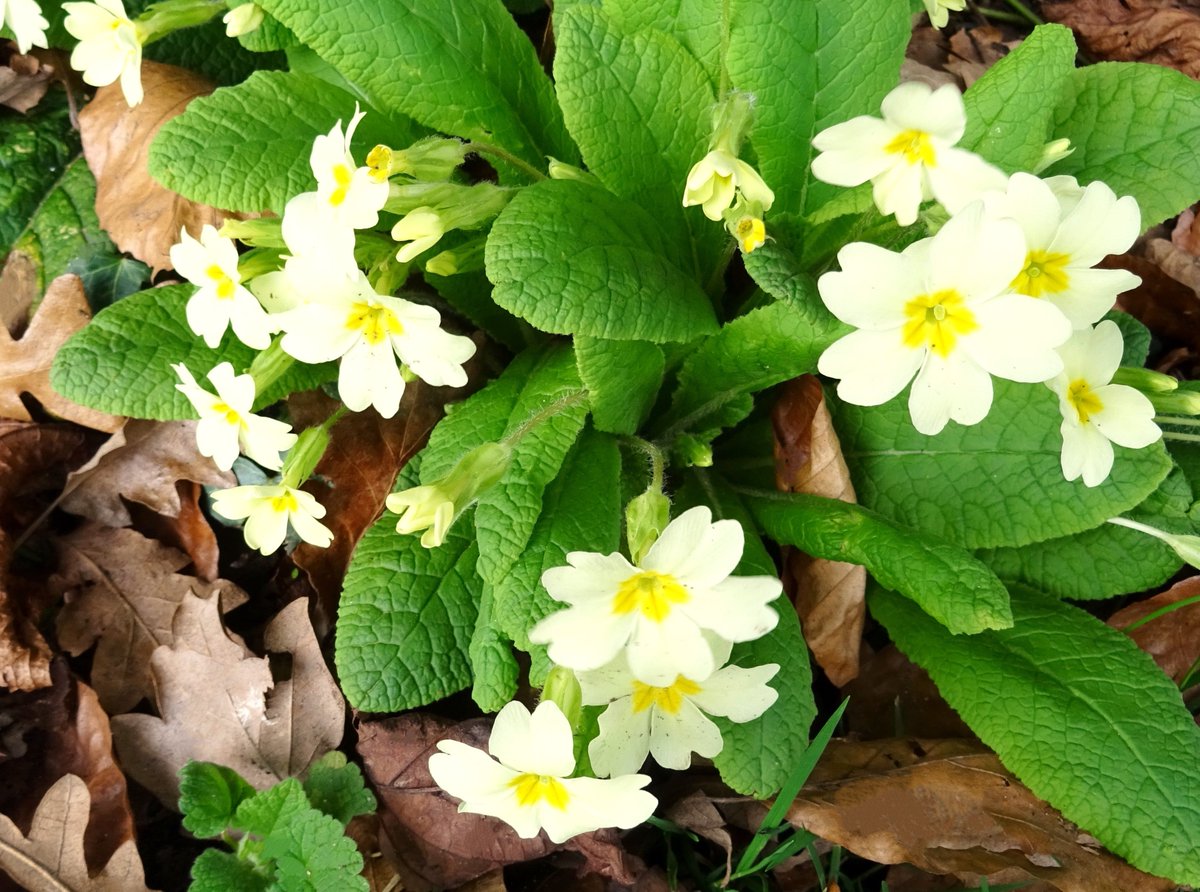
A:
575;337;664;435
189;849;269;892
751;492;1012;633
150;71;417;214
601;0;722;82
492;426;621;683
336;462;481;712
261;806;366;892
256;0;574;169
1108;309;1151;366
0;94;78;261
49;284;334;419
725;0;910;216
486;179;718;342
469;582;519;712
961;24;1078;172
677;472;816;797
1053;60;1200;226
179;761;258;839
426;269;529;353
554;6;722;277
831;380;1173;548
741;240;849;339
301;753;376;826
232;779;311;838
872;584;1200;886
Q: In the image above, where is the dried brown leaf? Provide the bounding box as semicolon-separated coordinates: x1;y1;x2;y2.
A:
0;275;122;432
111;594;343;806
0;251;38;334
1044;0;1200;78
842;646;973;740
0;48;52;113
347;814;405;892
773;376;865;686
126;480;221;582
52;523;249;713
78;61;226;273
59;419;233;527
1171;206;1200;256
1109;251;1200;359
785;738;1174;892
0;774;154;892
357;712;642;892
664;791;733;884
1108;575;1200;683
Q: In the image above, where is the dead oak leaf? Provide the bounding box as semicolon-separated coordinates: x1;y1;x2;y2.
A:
0;275;122;432
59;419;233;528
0;47;52;113
0;774;155;892
1043;0;1200;79
52;523;248;714
79;60;226;273
111;594;343;808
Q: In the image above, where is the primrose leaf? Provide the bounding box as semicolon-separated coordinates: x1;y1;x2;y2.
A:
255;0;575;170
961;24;1078;172
831;380;1173;549
0;95;79;262
469;582;519;712
601;0;723;82
872;584;1200;887
150;70;418;214
725;0;910;217
179;761;257;839
335;461;481;712
486;179;718;342
49;284;334;419
301;752;376;826
751;492;1012;633
1053;60;1200;226
574;337;664;435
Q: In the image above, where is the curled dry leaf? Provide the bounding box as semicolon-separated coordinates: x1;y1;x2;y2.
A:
356;712;643;892
773;375;866;686
1108;252;1200;361
0;47;53;113
79;60;226;273
52;523;249;714
664;791;734;884
111;594;343;807
0;774;155;892
1108;574;1200;684
59;419;233;528
784;738;1174;892
1043;0;1200;79
0;274;122;432
842;645;973;740
126;480;222;582
905;24;1020;91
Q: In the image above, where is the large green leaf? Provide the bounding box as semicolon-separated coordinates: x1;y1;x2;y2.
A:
600;0;722;83
150;71;418;214
1;95;78;261
486;179;718;342
574;337;664;435
831;380;1173;549
725;0;910;217
873;585;1200;886
751;493;1011;633
256;0;575;169
554;6;721;278
468;582;519;712
1053;61;1200;226
960;25;1078;172
336;463;481;712
50;284;333;419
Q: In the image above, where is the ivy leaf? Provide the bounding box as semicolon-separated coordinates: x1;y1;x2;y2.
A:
574;337;664;435
1053;60;1200;226
872;584;1200;887
750;492;1012;633
179;761;258;839
66;245;151;310
486;179;718;342
301;752;376;826
150;70;418;214
831;380;1173;549
50;284;335;419
255;0;574;169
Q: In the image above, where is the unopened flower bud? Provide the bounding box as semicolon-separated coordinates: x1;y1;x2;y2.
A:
1112;366;1180;395
1033;137;1074;174
222;2;264;37
625;489;671;566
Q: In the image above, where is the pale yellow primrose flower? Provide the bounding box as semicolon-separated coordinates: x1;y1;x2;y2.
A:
578;636;779;778
982;173;1142;330
64;0;143;107
386;442;510;548
172;362;297;472
287;106;390;232
170;225;275;350
210;483;333;555
2;0;49;54
222;2;264;37
817;202;1072;436
528;506;781;686
391;208;446;263
922;0;966;29
811;81;1006;226
682;149;775;222
427;700;656;844
1048;321;1161;488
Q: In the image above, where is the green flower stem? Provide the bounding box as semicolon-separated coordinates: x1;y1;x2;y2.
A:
465;141;547;182
137;0;225;45
500;389;589;447
1160;431;1200;443
247;337;296;398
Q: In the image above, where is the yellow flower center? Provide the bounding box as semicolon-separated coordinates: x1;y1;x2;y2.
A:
508;773;570;810
344;301;404;346
206;264;236;299
1067;378;1104;423
884;129;937;166
211;401;242;426
735;216;766;253
329;163;354;207
611;571;691;623
1012;249;1071;297
901;289;977;358
631;676;703;714
365;145;391;183
270;491;299;513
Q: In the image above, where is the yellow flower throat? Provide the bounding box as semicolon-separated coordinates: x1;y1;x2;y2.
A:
1067;379;1103;423
508;774;570;810
902;289;977;358
884;129;937;167
345;302;404;345
1013;249;1071;297
612;571;691;623
631;676;702;714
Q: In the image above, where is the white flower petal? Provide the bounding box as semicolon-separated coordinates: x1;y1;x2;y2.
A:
818;328;924;407
588;697;652;778
907;353;993;435
682;575;781;642
690;664;780;722
964;295;1070;382
1091;385;1161;449
640;507;742;588
1061;420;1114;487
926;147;1007;215
882;81;965;142
541;775;656;843
1050;182;1141;266
1058;319;1123;384
577;651;636;706
649;700;724;769
1047;266;1140;330
528;601;634;673
996;172;1062;250
242;498;290;555
228;289;275;350
194;415;240;471
818;242;921;330
625;611;713;686
871;160;926;226
288;504;334;548
185;289;231;349
239;415;296;471
486;701;575;778
927;203;1025;300
810;116;898;186
541;552;638;607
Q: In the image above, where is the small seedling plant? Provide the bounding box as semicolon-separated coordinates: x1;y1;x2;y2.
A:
35;0;1200;886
